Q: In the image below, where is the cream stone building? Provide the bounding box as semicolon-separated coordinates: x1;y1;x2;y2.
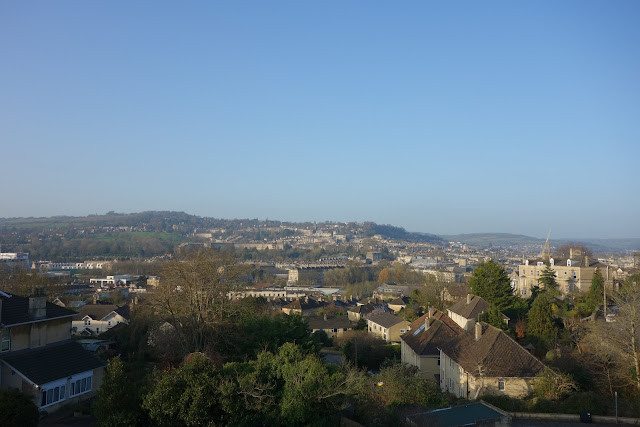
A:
447;294;490;331
401;309;464;382
367;312;410;343
439;322;544;399
515;248;614;297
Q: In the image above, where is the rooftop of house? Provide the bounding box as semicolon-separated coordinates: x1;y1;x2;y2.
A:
401;309;465;356
0;340;105;386
348;303;375;315
388;296;409;306
282;297;323;311
76;303;130;321
447;294;489;320
307;315;354;330
0;292;76;327
439;322;545;378
367;312;406;328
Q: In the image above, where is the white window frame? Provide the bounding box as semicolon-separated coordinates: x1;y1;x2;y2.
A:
498;378;505;390
40;378;67;408
69;371;93;397
1;328;10;352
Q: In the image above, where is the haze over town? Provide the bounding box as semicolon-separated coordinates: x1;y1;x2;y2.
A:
2;2;640;426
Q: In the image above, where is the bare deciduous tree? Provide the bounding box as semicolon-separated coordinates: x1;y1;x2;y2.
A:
149;248;249;356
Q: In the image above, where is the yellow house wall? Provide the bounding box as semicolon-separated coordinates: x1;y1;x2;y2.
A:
402;341;441;381
388;321;410;342
8;318;71;351
518;264;596;296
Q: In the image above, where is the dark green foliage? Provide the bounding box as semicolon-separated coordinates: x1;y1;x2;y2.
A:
145;344;350;427
351;363;450;425
233;312;319;357
311;330;333;348
527;293;556;340
585;268;605;313
143;354;223;427
93;357;150;427
482;304;508;331
538;264;559;293
343;334;396;371
0;389;39;427
558;392;609;415
468;259;517;310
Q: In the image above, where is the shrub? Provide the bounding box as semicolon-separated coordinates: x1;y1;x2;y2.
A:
0;389;39;427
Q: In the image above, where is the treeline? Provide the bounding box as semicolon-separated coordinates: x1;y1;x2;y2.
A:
359;222;442;243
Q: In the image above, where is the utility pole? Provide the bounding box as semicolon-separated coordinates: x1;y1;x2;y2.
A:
604;277;607;319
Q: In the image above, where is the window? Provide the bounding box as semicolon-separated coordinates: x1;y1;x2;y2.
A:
437;356;440;366
84;318;91;326
498;378;505;390
1;328;10;352
400;329;405;334
69;373;93;397
41;382;66;408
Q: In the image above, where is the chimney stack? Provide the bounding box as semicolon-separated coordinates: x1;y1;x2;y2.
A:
475;322;483;341
29;291;47;320
467;294;472;305
425;316;434;330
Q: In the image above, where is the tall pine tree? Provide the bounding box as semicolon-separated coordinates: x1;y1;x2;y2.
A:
468;259;516;310
538;264;560;295
585;268;605;313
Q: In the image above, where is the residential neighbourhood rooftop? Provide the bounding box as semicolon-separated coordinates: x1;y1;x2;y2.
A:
0;293;76;326
402;309;464;357
447;294;490;320
367;312;406;328
0;340;105;386
440;323;545;378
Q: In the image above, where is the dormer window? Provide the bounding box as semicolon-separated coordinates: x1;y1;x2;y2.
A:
567;260;572;267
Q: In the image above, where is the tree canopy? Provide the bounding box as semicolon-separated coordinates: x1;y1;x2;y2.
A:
468;259;516;310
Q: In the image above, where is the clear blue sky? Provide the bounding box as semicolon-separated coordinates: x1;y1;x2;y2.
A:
1;2;639;239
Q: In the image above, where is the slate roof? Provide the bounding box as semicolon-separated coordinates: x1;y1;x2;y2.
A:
439;323;545;378
0;293;76;326
389;296;409;306
348;303;375;315
401;310;464;356
368;312;406;328
307;316;354;330
0;340;105;385
447;295;489;320
282;298;323;312
76;303;130;321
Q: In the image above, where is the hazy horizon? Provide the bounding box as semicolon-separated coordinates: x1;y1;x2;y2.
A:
2;210;640;241
2;2;639;239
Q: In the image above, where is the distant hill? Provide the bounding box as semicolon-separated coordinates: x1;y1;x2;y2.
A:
442;233;640;254
0;212;443;261
442;233;545;247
